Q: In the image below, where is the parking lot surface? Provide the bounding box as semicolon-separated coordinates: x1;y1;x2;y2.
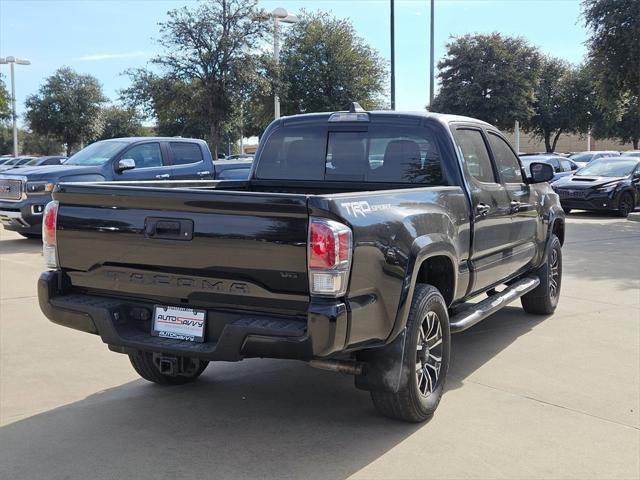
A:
1;211;639;480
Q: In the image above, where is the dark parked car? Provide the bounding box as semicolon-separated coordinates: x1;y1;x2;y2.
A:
38;107;564;422
553;157;640;217
519;154;579;183
0;137;253;237
569;151;620;168
23;155;67;166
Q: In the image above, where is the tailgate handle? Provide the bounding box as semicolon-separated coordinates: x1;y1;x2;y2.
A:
145;217;194;241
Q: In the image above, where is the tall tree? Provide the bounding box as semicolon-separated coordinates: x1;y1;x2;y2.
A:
121;70;209;139
583;0;640;147
97;105;145;141
524;58;594;152
148;0;267;156
279;11;387;115
24;67;107;155
429;33;541;130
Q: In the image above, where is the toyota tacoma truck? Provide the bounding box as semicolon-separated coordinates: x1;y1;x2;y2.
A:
0;137;252;238
37;106;564;422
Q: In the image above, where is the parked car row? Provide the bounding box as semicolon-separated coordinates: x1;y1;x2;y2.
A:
0;137;254;238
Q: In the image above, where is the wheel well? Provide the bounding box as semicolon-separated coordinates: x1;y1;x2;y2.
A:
552;219;565;246
415;255;455;306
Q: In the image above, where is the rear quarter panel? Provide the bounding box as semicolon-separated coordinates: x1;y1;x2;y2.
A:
310;186;471;347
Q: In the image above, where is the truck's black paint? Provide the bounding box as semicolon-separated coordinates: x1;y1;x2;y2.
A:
38;112;564;391
0;137;252;235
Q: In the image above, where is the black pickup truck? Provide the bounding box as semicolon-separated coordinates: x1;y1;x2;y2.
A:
38;107;564;422
0;137;252;237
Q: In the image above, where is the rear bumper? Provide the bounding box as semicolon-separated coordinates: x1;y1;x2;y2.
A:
0;196;51;234
38;271;348;361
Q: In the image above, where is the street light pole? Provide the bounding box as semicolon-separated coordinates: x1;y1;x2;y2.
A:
390;0;396;110
429;0;435;106
270;8;299;120
273;15;281;119
0;56;31;157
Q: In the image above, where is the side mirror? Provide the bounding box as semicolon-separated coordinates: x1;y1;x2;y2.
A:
116;158;136;172
571;163;578;171
528;162;554;183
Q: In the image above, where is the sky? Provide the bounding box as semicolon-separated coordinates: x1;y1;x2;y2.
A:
0;0;589;124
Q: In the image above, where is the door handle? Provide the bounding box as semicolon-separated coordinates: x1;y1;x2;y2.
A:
155;174;170;179
197;171;211;176
510;201;522;213
476;203;491;216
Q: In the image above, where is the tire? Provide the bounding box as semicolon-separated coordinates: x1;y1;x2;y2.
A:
562;207;572;215
370;284;451;422
19;233;41;239
617;192;634;218
129;351;208;385
521;234;562;315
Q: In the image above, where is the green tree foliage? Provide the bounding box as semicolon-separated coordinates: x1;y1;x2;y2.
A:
583;0;640;96
97;105;145;141
122;70;209;139
0;74;10;122
149;0;267;155
591;92;640;149
430;33;541;130
24;67;107;155
524;58;594;152
583;0;640;148
238;54;278;139
22;130;65;155
279;11;387;115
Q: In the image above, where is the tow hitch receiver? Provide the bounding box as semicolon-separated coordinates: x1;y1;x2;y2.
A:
155;354;180;376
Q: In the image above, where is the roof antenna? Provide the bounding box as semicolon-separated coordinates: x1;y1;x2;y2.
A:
349;102;365;113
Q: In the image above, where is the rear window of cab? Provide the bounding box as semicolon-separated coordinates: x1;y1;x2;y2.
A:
255;125;447;185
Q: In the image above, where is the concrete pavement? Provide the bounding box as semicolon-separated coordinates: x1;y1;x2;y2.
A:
1;211;638;480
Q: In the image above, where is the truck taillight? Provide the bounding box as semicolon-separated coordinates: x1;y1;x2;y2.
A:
42;200;59;269
308;218;352;297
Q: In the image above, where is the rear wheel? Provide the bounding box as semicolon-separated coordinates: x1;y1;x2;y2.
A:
617;192;634;218
521;234;562;315
370;284;450;422
129;351;208;385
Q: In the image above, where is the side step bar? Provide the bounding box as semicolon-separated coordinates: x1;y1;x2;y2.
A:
449;276;540;333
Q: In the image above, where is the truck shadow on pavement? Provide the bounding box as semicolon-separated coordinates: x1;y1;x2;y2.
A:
0;306;543;480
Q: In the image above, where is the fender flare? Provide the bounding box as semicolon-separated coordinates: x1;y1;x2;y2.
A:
386;233;459;343
538;205;565;268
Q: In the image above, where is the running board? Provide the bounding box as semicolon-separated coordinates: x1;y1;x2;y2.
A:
449;276;540;333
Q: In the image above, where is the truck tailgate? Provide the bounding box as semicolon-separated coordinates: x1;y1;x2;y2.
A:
53;184;310;314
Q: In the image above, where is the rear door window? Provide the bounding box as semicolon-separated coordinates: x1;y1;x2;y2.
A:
453;128;496;183
170;142;204;165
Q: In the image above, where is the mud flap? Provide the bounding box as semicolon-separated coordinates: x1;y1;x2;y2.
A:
354;328;409;393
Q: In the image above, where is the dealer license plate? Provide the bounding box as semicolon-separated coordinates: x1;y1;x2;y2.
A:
152;305;206;343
